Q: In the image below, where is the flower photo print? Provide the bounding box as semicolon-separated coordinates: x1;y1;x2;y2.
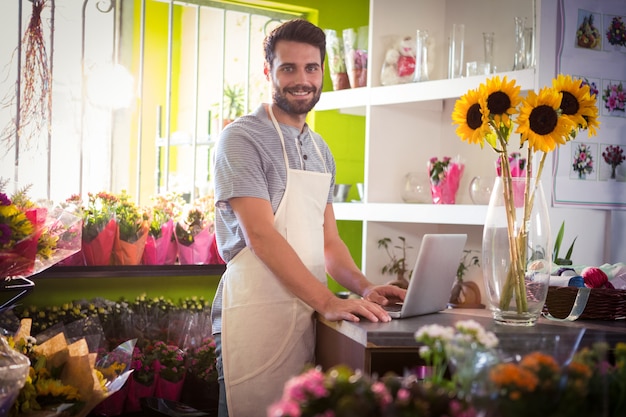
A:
571;142;596;180
602;79;626;117
604;14;626;51
575;10;602;50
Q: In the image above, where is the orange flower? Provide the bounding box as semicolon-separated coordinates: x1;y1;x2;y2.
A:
489;362;539;393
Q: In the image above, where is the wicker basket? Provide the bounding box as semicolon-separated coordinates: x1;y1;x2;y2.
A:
545;286;626;320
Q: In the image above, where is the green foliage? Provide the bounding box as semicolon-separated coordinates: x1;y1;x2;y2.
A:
377;236;412;278
553;221;577;266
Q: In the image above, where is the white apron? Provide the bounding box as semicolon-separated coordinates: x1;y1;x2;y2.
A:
221;104;331;417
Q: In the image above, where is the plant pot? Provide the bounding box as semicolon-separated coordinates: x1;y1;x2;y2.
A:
448;281;484;309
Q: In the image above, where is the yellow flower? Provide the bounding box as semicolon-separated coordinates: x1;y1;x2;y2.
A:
452;88;490;147
516;87;576;153
34;378;81;401
552;74;600;136
478;75;522;130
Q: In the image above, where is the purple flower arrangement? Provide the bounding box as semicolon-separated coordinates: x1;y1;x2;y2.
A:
606;16;626;46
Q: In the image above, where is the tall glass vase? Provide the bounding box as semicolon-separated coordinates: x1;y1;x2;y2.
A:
482;177;552;326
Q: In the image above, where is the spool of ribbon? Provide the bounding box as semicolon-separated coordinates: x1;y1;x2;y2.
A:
582;267;615;289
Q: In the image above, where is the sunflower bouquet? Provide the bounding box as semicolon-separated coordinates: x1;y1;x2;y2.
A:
452;75;599;318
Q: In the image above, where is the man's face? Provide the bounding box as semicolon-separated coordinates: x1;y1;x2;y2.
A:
266;40;323;115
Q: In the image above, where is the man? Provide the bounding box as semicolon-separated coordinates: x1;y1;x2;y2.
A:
211;19;406;417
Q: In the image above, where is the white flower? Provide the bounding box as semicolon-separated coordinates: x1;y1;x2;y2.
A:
415;324;455;342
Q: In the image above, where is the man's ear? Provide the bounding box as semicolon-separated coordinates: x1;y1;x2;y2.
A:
263;62;270;80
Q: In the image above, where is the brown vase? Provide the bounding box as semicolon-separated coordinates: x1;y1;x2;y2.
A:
448;281;484;309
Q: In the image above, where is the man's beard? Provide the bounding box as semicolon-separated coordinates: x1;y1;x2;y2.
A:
272;85;322;115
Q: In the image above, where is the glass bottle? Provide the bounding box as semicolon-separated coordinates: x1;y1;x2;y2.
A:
414;29;429;82
448;23;465;78
512;17;526;70
482;32;494;74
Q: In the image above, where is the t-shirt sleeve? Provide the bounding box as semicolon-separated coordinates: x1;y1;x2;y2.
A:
214;125;271;204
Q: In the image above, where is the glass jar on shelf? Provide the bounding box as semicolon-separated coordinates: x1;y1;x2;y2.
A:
401;172;431;203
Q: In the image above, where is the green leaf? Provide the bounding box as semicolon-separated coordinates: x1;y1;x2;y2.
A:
552;221;565;262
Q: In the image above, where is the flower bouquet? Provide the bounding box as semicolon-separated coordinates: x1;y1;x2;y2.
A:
602;144;625;180
1;183;47;279
324;29;350;91
175;194;223;265
142;193;184;265
602;81;625;114
572;143;594;179
125;345;156;413
153;341;186;401
1;181;82;312
342;26;368;88
77;192;118;266
4;318;135;417
496;152;527;206
428;156;464;204
452;74;599;325
111;190;149;266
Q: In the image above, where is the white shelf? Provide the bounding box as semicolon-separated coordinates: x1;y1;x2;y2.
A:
316;68;536;112
333;202;488;225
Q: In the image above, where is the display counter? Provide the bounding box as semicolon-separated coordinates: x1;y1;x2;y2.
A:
315;308;626;376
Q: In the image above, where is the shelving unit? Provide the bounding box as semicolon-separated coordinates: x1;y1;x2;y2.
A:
317;0;540;281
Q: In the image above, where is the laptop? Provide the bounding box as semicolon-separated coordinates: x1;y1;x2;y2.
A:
384;234;467;319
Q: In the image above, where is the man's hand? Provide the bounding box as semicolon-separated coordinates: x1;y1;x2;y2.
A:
363;284;407;306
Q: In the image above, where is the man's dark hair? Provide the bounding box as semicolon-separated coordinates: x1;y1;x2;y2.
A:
263;19;326;69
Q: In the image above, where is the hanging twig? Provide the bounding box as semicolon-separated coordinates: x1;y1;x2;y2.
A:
1;0;52;151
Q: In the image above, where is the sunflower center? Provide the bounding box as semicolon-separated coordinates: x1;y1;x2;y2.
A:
559;91;579;115
467;103;483;130
487;91;511;115
529;105;558;135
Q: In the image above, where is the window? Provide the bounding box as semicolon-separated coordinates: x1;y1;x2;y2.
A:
0;0;312;204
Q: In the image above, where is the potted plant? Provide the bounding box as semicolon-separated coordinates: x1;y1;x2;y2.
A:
222;83;245;127
448;249;484;308
377;236;412;289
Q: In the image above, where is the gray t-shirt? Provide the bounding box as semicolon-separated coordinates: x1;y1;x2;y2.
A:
211;104;336;335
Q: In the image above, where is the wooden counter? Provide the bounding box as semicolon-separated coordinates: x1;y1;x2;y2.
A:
315;308;626;376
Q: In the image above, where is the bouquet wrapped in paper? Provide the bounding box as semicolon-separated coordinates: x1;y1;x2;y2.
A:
142;193;184;265
428;156;465;204
175;194;224;265
324;29;350;90
74;192;118;266
343;26;368;88
110;191;149;266
3;318;135;417
1;182;82;312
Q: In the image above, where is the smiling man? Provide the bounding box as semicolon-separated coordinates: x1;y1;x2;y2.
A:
210;19;406;417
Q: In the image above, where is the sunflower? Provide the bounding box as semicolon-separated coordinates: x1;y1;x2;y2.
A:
516;87;576;153
478;75;523;130
451;88;489;147
552;74;600;136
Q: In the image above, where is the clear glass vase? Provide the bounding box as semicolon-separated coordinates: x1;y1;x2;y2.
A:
482;177;552;326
